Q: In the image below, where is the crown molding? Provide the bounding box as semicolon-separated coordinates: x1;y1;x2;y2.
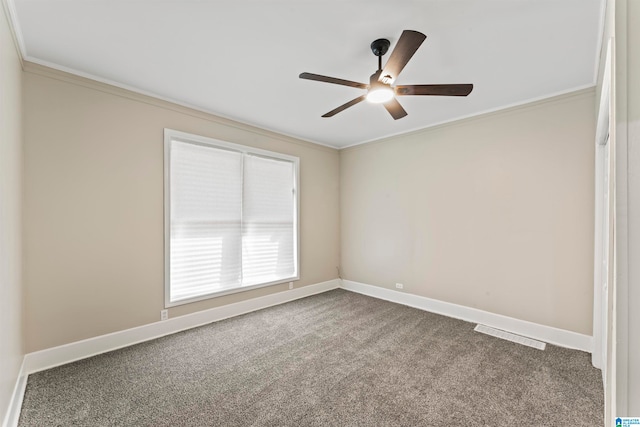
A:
22;60;339;153
340;85;597;151
1;0;25;69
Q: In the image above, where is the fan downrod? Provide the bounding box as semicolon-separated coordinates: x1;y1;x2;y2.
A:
370;38;390;71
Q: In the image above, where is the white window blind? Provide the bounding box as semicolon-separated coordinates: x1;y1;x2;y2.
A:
242;155;295;285
165;130;299;306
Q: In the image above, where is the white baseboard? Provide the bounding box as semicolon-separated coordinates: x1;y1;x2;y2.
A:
2;360;26;427
20;278;593;376
23;279;340;375
7;277;593;427
340;280;593;353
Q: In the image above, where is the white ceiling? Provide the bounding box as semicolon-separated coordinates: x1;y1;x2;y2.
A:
11;0;604;149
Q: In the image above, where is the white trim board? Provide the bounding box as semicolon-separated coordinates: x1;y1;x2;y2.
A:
1;360;26;427
340;280;593;353
19;278;594;374
22;279;340;376
7;277;594;426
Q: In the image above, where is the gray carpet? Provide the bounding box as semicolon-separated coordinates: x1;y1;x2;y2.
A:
19;289;603;426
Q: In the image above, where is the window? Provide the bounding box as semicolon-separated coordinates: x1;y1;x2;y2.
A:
164;129;299;307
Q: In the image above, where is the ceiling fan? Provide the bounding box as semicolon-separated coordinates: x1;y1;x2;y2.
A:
299;30;473;120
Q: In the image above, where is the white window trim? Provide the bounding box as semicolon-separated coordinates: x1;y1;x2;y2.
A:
163;128;300;308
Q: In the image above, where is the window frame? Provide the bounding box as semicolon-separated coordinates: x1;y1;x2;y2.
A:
164;128;300;308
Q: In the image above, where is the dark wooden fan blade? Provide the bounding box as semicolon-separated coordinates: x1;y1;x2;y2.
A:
299;72;368;89
322;95;367;117
395;84;474;96
383;98;408;120
380;30;427;83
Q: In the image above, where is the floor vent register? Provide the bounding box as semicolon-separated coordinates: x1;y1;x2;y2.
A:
474;324;546;350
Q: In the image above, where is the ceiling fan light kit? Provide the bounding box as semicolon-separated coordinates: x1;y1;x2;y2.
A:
366;87;394;104
366;78;394;103
299;30;474;120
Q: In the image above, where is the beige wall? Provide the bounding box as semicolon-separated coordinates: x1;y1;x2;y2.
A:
340;89;595;335
17;25;601;371
22;64;340;353
0;1;23;422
